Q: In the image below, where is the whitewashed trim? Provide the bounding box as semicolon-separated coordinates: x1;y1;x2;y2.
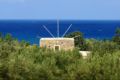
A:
40;38;74;41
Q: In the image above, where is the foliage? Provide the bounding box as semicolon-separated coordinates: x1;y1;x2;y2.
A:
65;31;89;50
85;39;120;56
113;27;120;45
0;33;120;80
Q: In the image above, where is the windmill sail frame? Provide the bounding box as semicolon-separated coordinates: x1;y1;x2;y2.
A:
42;20;72;38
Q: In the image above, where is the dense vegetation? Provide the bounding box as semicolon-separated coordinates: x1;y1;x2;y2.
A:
0;28;120;80
113;27;120;45
65;28;120;51
65;31;89;50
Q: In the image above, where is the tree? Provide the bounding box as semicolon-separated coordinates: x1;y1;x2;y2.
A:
65;31;89;50
113;27;120;45
0;32;3;42
5;33;13;41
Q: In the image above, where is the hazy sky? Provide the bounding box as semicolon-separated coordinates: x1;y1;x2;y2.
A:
0;0;120;20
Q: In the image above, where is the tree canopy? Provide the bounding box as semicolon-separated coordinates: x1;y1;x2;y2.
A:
65;31;90;50
113;27;120;45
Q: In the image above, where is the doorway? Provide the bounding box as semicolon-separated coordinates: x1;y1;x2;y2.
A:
54;45;60;51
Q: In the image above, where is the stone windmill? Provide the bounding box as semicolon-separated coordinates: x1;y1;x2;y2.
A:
40;20;75;51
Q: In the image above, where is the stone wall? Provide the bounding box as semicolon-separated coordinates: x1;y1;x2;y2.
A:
40;38;74;51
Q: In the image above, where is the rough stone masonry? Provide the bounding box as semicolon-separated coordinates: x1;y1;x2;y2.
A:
40;38;75;51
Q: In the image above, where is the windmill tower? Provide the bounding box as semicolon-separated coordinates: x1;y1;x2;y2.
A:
40;20;75;51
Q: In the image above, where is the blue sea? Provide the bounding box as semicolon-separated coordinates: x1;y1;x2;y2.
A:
0;20;120;45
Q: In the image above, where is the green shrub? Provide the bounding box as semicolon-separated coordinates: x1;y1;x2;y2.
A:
0;33;120;80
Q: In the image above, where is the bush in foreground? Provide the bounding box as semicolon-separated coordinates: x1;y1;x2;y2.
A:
0;34;120;80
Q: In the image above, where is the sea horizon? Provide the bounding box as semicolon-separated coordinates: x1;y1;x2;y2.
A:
0;20;120;45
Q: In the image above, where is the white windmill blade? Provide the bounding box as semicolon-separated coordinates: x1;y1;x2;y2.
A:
62;24;72;37
36;35;42;38
37;32;47;38
57;20;59;37
43;25;55;38
36;36;40;38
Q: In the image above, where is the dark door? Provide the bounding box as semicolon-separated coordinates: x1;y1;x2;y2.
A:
55;45;60;51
